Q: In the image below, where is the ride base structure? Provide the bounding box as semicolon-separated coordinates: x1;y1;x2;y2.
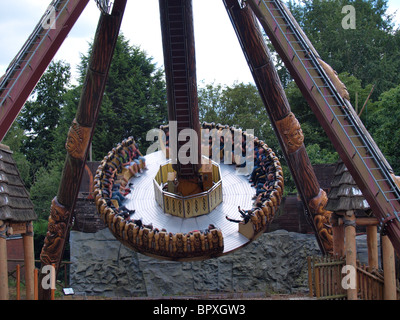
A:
0;0;399;300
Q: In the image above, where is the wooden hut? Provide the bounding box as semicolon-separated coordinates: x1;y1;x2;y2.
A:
326;159;397;300
0;144;37;300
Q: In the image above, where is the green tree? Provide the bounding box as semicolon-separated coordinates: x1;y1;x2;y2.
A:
284;70;375;158
29;161;63;221
77;34;167;160
17;60;71;171
287;0;400;98
368;84;400;174
29;160;63;259
306;144;339;165
198;82;279;151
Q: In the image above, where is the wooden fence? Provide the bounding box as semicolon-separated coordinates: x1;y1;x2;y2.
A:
307;256;399;300
7;259;72;300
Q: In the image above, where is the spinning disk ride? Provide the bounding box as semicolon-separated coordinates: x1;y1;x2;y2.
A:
1;0;400;299
92;0;284;260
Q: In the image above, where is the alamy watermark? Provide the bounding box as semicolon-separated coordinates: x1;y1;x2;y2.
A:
341;265;357;290
146;121;255;175
41;265;56;290
342;5;356;29
41;5;57;30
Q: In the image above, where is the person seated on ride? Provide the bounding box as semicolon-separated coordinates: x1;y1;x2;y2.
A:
204;224;216;234
143;222;153;230
233;141;247;168
110;184;127;207
249;150;267;182
251;163;267;186
104;164;117;184
254;173;275;198
121;147;141;178
210;133;221;161
131;218;143;229
134;143;148;171
100;164;113;185
107;200;135;220
226;206;254;224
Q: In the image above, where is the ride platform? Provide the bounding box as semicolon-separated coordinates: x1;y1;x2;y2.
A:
123;150;255;255
94;133;283;261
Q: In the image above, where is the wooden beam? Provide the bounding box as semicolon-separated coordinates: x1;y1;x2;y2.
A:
366;225;378;271
344;211;357;300
0;223;8;300
382;235;397;300
34;268;38;300
38;0;127;300
223;0;332;254
16;264;20;300
337;216;379;226
23;223;35;300
0;0;90;141
356;217;379;226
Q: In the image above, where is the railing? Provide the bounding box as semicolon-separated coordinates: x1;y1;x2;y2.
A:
307;256;347;300
307;256;400;300
0;0;89;141
0;0;67;105
7;259;72;300
153;158;223;217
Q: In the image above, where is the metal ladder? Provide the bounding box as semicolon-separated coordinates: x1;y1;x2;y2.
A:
0;0;89;141
248;0;400;234
164;2;196;177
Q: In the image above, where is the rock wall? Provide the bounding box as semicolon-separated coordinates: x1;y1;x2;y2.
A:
69;229;321;297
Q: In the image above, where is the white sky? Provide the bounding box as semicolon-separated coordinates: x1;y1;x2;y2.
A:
0;0;399;87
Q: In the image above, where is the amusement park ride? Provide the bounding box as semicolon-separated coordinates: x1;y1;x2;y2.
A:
1;0;400;300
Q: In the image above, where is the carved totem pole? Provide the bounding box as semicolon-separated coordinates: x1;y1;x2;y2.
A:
38;0;127;299
224;0;333;253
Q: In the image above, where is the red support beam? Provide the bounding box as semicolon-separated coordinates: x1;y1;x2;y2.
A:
0;0;90;141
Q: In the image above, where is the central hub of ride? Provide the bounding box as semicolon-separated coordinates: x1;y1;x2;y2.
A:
153;157;223;218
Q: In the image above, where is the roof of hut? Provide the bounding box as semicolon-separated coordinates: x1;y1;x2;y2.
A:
326;159;370;214
0;144;37;222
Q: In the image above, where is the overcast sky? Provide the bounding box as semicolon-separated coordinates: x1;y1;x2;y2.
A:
0;0;399;87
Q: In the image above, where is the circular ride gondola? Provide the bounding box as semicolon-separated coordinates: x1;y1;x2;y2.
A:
91;0;285;262
93;123;283;261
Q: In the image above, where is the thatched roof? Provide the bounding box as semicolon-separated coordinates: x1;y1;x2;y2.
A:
326;160;370;213
0;144;37;222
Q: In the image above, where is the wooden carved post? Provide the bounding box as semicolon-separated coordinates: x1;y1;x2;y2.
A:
223;0;332;253
343;211;357;300
38;0;127;300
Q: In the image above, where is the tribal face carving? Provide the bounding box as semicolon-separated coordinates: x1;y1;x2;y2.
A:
309;189;333;253
40;198;71;265
276;113;304;153
66;119;91;160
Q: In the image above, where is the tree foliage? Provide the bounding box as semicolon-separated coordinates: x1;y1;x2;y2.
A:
77;34;168;160
287;0;400;98
17;60;71;171
198;82;279;151
369;84;400;174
